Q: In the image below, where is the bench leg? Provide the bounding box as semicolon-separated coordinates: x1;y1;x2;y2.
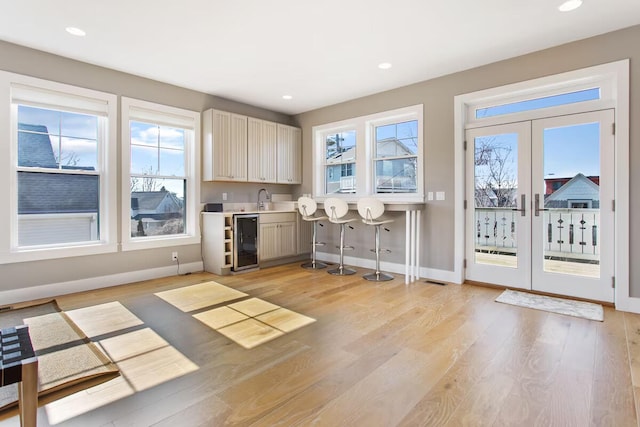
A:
18;359;38;427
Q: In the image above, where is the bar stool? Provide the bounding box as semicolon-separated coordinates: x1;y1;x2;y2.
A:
324;197;357;276
297;196;328;269
357;197;394;281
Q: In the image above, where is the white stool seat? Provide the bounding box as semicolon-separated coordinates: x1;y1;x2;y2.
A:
324;197;357;276
297;196;328;269
298;197;328;221
357;197;394;281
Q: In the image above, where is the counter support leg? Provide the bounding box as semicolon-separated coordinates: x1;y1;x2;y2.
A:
405;211;410;284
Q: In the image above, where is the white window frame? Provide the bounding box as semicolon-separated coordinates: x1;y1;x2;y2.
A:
121;97;200;251
0;71;117;264
312;104;424;203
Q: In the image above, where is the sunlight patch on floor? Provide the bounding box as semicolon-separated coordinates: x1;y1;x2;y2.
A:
155;281;248;312
43;310;198;425
194;297;316;349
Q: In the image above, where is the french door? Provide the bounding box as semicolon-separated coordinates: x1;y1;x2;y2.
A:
465;110;615;302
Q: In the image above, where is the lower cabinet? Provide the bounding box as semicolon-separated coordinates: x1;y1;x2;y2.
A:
259;213;297;261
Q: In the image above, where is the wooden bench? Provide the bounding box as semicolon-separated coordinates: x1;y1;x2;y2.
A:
0;325;38;427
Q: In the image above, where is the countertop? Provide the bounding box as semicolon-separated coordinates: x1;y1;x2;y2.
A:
202;209;297;215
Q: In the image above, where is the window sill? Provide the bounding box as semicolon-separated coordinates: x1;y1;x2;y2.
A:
0;242;118;265
121;234;201;251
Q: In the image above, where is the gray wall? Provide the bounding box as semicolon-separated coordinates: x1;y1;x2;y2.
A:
295;25;639;294
0;40;295;292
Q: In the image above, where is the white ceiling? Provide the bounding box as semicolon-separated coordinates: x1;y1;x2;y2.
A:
1;1;639;115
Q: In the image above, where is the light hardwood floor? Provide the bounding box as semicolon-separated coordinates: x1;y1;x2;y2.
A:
1;262;639;426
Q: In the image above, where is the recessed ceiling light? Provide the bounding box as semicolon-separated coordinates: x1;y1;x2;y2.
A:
282;95;293;100
378;62;392;70
558;0;582;12
65;27;86;37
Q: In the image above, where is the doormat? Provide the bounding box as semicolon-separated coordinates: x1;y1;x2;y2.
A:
495;289;604;321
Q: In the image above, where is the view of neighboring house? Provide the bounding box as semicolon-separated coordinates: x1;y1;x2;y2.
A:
375;137;417;193
325;136;417;194
325;145;356;193
130;187;184;237
17;123;99;246
544;173;600;208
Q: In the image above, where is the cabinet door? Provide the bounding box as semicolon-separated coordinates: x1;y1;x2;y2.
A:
248;118;277;183
259;223;280;261
279;222;298;257
229;113;248;181
202;109;229;181
277;125;302;184
202;109;247;182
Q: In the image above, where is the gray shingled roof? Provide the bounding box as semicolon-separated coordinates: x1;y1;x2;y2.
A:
18;171;99;214
18;123;58;168
131;191;170;211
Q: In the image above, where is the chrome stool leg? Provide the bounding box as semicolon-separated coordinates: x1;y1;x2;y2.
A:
302;221;327;269
328;223;356;276
363;224;393;281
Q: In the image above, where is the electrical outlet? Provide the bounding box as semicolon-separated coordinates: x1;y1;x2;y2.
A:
171;252;178;261
222;192;228;201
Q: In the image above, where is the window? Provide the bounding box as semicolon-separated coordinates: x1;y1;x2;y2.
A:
17;107;100;246
374;120;418;193
121;98;200;250
0;71;117;263
324;130;356;194
313;105;423;202
475;88;600;118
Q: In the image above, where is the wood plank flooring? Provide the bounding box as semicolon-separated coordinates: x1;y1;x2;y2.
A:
0;262;638;426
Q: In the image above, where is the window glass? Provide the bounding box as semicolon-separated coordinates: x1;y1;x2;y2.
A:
17;105;101;247
129;121;187;238
375;121;418;157
18;105;98;170
374;120;418;193
325;130;356;194
475;88;600;118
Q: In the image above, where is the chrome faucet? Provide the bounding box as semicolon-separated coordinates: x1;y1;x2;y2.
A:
257;188;270;210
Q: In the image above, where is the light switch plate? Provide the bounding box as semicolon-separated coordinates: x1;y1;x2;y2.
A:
427;192;434;201
436;191;445;201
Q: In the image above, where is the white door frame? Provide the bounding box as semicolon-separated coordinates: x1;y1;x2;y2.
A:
453;60;634;311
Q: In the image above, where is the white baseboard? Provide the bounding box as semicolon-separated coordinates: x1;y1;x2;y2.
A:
615;296;640;314
0;261;203;306
316;251;457;284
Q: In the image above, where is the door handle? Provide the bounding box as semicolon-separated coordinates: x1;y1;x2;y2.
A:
512;194;526;216
535;193;548;216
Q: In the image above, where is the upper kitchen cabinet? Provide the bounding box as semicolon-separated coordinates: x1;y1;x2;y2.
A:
247;117;277;183
202;109;248;182
276;124;302;184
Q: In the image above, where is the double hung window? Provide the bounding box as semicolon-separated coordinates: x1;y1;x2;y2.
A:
0;71;117;263
313;105;423;202
121;98;200;250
